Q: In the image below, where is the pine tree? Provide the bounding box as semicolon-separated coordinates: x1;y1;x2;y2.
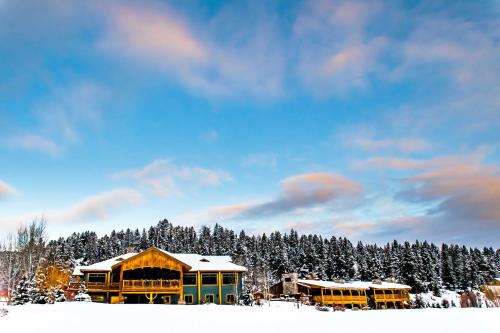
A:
12;276;30;305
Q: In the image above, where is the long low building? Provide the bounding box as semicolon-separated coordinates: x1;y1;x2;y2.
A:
269;273;411;309
70;247;247;304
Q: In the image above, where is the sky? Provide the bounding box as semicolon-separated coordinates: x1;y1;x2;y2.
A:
0;0;499;247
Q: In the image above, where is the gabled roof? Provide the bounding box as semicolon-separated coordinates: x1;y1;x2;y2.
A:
112;247;192;271
73;247;247;274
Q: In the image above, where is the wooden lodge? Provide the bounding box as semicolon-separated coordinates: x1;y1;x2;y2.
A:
269;273;410;309
69;247;247;304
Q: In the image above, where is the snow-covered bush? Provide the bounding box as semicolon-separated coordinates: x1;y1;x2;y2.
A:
74;293;92;302
238;288;254;306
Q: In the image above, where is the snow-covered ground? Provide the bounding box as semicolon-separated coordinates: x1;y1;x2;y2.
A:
1;301;498;333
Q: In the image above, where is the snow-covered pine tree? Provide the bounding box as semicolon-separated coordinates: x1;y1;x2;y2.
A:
12;276;30;305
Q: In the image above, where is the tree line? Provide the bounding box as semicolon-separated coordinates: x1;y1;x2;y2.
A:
36;219;500;295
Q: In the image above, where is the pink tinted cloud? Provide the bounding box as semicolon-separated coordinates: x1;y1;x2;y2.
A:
349;135;431;153
106;5;207;65
0;180;18;199
401;164;500;224
211;172;362;220
6;134;60;156
53;188;143;223
99;2;285;97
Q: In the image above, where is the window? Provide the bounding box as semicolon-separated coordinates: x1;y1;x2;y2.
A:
226;294;236;304
183;274;197;285
204;294;215;303
90;294;105;302
222;273;236;285
184;294;193;304
202;273;217;285
332;289;342;296
111;273;120;283
351;290;359;296
284;277;291;282
88;273;106;283
375;289;384;294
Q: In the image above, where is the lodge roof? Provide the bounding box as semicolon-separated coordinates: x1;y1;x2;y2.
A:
297;279;411;290
72;247;247;275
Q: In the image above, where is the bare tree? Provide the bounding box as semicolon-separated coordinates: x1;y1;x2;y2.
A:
16;218;47;281
0;234;21;302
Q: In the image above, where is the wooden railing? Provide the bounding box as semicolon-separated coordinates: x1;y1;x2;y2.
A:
314;294;368;304
374;293;409;301
86;282;107;289
122;279;180;290
322;295;367;302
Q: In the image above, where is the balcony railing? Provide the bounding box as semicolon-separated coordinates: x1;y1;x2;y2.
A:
314;295;367;303
86;282;107;289
374;293;409;301
122;279;180;290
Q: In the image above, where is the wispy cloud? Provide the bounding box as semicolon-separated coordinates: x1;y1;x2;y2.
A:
99;1;286;97
4;81;107;156
52;188;143;223
355;148;500;243
202;130;219;143
399;163;500;226
0;180;17;199
0;188;143;231
241;153;277;169
294;0;388;95
355;149;486;171
347;135;431;153
113;159;232;197
211;172;362;220
5;134;60;156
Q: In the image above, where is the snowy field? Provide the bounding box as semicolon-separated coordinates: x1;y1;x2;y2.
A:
1;301;498;333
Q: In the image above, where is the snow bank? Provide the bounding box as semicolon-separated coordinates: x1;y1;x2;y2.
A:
1;301;498;333
411;290;492;308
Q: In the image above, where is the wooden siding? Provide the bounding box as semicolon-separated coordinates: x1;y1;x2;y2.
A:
119;249;187;272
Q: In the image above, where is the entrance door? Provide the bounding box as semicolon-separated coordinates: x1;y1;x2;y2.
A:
204;294;215;303
162;295;171;304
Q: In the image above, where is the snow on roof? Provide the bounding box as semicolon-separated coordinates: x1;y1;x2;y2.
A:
74;248;247;274
75;252;138;273
72;266;83;276
365;281;411;289
298;279;369;290
160;250;247;272
297;279;411;290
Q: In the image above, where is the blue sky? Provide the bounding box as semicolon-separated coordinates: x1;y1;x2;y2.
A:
1;0;499;247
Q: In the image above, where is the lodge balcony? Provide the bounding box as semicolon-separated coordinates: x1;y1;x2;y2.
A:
71;279;181;292
122;279;181;291
373;293;410;302
321;295;367;302
313;294;368;305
